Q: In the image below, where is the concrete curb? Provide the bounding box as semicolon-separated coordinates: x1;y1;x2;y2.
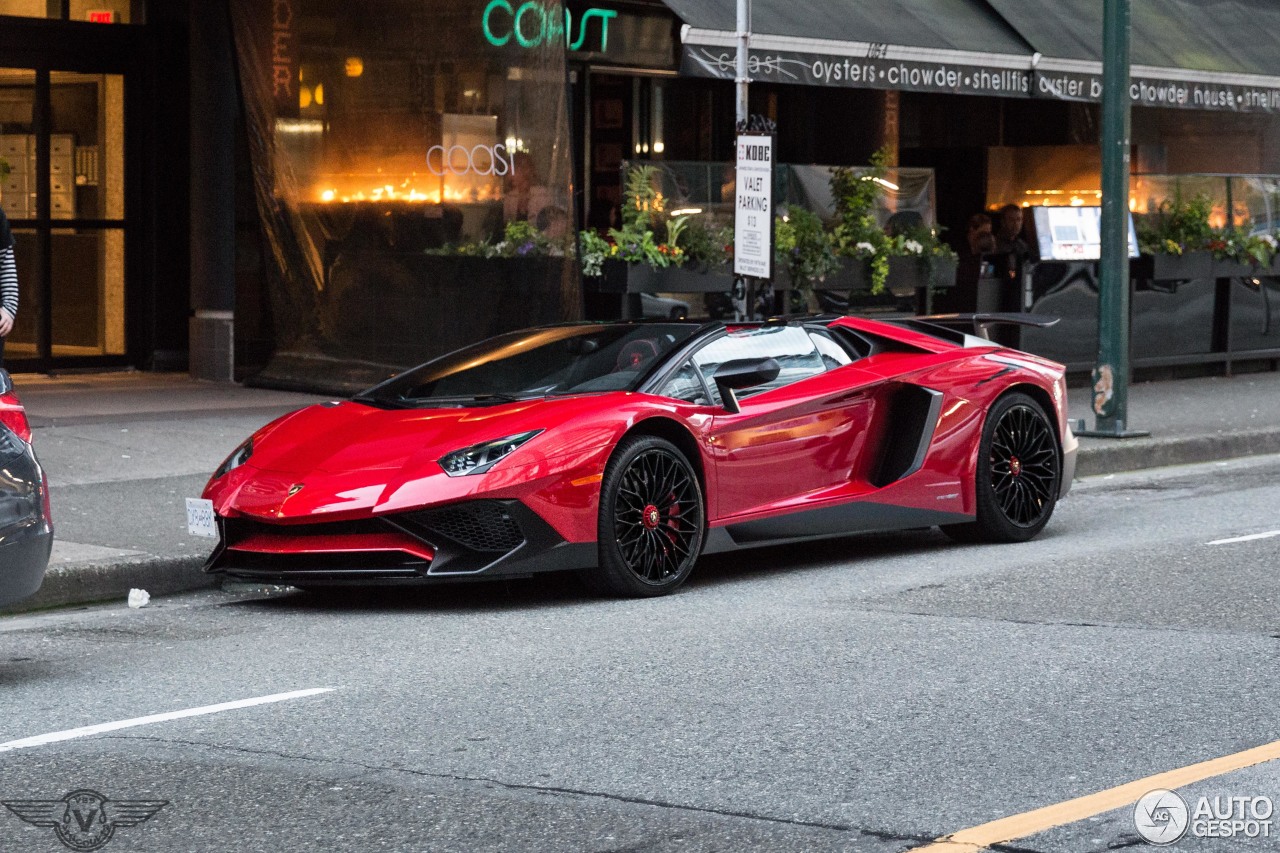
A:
1075;428;1280;478
1;555;217;616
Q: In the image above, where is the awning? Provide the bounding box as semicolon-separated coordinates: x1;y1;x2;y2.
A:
979;0;1280;112
669;0;1037;98
669;0;1280;112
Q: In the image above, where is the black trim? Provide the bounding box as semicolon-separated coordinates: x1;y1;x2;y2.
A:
388;499;571;576
897;313;1061;345
872;387;944;488
976;366;1016;385
724;500;971;545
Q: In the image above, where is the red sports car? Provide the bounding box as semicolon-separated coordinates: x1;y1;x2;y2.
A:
200;315;1076;597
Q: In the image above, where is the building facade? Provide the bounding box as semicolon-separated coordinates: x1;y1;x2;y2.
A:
1;0;1278;384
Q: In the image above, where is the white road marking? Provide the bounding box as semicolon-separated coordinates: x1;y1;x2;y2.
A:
0;688;334;753
1207;530;1280;546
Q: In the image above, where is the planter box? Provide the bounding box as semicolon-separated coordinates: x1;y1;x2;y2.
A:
812;257;870;292
1134;251;1215;281
814;256;958;296
594;259;736;294
1213;256;1280;279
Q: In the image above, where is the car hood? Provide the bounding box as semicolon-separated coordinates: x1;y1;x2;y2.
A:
247;399;574;477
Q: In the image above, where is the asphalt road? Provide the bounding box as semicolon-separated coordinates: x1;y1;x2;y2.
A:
2;455;1280;852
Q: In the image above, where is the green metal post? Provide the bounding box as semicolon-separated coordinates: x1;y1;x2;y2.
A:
1080;0;1148;438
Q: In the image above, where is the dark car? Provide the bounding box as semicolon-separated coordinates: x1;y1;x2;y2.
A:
0;369;52;607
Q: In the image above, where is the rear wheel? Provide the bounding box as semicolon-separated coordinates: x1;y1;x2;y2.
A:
584;435;704;597
943;392;1060;543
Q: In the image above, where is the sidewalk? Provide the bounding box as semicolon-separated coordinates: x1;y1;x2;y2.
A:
4;367;1280;614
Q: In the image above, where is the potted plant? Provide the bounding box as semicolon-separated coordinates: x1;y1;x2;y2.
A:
580;164;735;296
828;149;894;294
774;207;838;296
1135;192;1217;280
1210;230;1280;279
886;222;959;298
819;148;957;313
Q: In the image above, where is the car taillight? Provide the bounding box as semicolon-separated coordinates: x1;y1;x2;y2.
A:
41;468;52;528
0;393;31;443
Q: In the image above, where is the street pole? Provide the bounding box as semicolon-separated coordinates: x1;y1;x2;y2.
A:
1079;0;1148;438
735;0;748;127
734;0;751;318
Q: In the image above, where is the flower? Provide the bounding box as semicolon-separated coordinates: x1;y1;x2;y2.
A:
855;241;876;255
903;239;924;255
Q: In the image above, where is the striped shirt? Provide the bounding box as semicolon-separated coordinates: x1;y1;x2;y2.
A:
0;246;16;320
0;209;14;323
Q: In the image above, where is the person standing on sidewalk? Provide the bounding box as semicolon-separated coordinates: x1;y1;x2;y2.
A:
0;207;17;364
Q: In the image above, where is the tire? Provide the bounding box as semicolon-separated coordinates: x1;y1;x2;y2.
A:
942;392;1060;543
583;434;705;597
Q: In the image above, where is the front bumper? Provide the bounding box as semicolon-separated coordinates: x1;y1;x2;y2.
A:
205;499;596;586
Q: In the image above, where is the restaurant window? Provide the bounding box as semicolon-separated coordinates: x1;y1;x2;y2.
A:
229;0;577;375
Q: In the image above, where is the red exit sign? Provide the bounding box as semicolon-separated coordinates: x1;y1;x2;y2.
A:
86;10;116;23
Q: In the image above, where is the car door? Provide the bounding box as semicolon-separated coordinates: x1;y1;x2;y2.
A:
690;326;883;523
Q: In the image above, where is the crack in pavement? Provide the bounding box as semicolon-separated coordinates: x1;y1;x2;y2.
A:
854;605;1280;639
101;733;933;845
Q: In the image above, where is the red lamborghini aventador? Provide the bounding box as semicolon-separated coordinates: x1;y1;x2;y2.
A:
198;315;1076;597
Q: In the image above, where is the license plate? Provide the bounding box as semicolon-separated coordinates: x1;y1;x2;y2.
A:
186;498;218;538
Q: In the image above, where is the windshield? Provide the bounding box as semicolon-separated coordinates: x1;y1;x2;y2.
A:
358;324;699;407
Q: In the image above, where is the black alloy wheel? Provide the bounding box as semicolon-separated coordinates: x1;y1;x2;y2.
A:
587;434;705;596
943;391;1060;543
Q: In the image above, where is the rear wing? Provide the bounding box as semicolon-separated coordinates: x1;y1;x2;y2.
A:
895;313;1060;346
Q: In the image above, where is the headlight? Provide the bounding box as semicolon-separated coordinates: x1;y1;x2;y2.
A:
214;438;253;479
439;430;542;477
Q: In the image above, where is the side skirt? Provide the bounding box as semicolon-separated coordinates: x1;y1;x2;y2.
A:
702;500;972;554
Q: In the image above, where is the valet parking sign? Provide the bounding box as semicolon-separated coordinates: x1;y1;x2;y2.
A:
734;133;773;280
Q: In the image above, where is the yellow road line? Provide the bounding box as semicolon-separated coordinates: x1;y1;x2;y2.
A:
915;738;1280;852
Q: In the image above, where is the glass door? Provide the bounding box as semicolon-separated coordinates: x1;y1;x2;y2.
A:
0;66;127;369
50;70;127;358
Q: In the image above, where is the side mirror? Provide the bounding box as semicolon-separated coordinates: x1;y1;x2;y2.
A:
711;357;780;413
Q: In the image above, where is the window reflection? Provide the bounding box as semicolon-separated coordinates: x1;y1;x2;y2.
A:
256;1;570;247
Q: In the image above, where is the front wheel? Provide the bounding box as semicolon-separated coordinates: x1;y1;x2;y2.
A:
585;435;705;597
943;392;1060;543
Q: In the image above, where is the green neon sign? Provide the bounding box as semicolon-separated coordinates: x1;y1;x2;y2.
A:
483;1;618;52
